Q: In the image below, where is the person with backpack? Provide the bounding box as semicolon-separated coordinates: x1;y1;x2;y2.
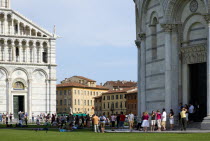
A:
99;114;106;133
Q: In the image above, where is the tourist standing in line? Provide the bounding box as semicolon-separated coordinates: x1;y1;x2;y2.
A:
156;110;162;131
161;108;167;131
188;104;194;122
5;113;9;125
150;111;156;131
92;114;100;133
116;114;120;128
169;109;174;130
86;114;90;128
119;112;126;129
180;108;187;131
110;114;116;131
178;103;183;123
75;115;79;127
99;114;106;133
0;113;2;123
9;113;12;123
136;115;142;131
128;112;134;132
184;104;189;123
32;113;35;123
141;112;149;132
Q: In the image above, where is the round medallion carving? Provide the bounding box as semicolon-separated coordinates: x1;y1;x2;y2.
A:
190;0;198;13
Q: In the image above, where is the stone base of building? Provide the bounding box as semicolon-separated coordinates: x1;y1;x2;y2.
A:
201;116;210;130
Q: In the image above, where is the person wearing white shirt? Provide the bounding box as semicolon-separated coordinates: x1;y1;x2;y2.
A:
161;108;167;131
128;112;134;131
110;114;116;131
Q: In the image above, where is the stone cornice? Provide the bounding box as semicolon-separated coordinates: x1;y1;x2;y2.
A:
0;34;52;40
0;62;57;67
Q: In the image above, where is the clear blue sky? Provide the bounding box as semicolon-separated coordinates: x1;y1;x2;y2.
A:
12;0;137;84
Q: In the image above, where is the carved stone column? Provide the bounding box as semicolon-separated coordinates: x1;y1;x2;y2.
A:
33;46;37;63
39;44;43;63
201;14;210;129
4;43;8;62
19;46;22;62
135;39;141;116
138;33;146;115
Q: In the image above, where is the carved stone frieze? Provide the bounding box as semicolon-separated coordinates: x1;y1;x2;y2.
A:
161;24;177;32
180;44;207;64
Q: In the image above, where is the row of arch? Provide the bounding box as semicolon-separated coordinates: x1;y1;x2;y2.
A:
0;38;49;47
0;11;48;37
0;66;48;80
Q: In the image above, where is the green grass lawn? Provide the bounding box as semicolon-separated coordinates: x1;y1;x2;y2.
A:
0;129;210;141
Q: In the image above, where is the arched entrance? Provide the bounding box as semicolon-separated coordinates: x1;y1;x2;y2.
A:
12;79;28;118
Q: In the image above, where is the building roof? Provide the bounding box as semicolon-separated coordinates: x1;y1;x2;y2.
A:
126;90;138;95
74;76;96;82
102;87;136;94
104;81;137;87
57;82;108;90
93;96;102;99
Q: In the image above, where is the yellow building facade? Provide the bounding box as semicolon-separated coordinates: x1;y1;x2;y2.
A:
101;90;127;116
56;76;108;115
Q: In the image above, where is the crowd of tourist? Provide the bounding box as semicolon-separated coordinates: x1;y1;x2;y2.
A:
0;103;198;133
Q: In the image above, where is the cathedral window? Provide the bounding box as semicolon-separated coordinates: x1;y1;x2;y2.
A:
151;17;158;60
16;47;19;56
15;24;18;34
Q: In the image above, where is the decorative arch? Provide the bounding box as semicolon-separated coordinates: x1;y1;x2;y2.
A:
0;66;9;79
182;13;207;43
165;0;208;23
33;69;48;80
11;67;30;79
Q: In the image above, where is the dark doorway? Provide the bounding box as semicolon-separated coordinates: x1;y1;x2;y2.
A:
13;96;24;118
189;63;207;121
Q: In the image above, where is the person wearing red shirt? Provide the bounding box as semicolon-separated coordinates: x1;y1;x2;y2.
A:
119;112;126;129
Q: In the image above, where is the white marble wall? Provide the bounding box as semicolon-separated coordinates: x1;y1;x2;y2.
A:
0;6;57;119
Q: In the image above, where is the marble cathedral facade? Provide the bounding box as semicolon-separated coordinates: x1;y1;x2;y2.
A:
0;0;57;119
134;0;210;129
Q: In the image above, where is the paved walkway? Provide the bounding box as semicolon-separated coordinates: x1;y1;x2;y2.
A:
105;129;210;133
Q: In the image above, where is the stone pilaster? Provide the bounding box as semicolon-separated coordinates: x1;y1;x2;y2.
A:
6;78;12;114
138;33;146;115
135;39;141;116
161;24;174;112
28;79;32;120
201;14;210;129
